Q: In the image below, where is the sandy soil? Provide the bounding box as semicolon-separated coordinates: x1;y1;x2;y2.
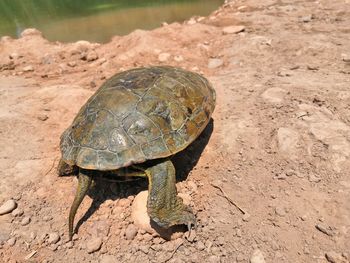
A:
0;0;350;262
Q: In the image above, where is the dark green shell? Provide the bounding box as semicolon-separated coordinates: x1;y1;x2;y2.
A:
60;66;216;170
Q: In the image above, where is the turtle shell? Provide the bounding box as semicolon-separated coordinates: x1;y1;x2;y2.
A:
60;66;216;170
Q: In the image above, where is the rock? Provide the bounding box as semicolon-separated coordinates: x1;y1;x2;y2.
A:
7;237;16;247
158;53;171;62
301;14;313;23
174;55;184;62
125;224;138;240
65;241;73;249
21;216;31;226
196;241;205;250
277;127;299;156
11;208;24;217
0;200;17;215
242;213;251;222
100;255;117;263
315;223;333;236
178;193;191;206
187;18;197;25
86;51;98;62
72;40;93;55
67;61;77;67
185;229;196;242
341;53;350;63
250;249;266;263
37;114;49;121
325;251;343;263
131;191;154;234
87;237;103;253
208;255;221;263
47;232;60;244
275;207;287;217
23;65;34;72
222;25;245;34
309;174;321;183
208;58;224;69
20;28;43;37
0;60;15;71
261;88;287;103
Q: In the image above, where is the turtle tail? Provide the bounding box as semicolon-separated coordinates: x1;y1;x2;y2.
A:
68;171;92;240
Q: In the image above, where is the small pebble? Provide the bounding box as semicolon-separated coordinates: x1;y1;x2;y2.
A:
315;224;333;236
86;51;98;62
174;55;184;62
208;58;224;69
325;251;343;263
21;216;31;226
7;237;16;247
86;237;103;253
0;199;17;215
275;207;287;217
222;25;245;34
242;213;251;222
23;65;34;72
250;249;266;263
47;232;60;244
185;230;196;242
37;114;49;121
125;224;138;240
100;255;116;263
11;208;23;217
158;53;171;62
67;61;77;67
196;241;205;251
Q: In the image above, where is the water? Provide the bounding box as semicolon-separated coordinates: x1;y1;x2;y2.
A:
0;0;223;43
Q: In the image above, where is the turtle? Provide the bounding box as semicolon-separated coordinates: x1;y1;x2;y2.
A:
58;66;216;240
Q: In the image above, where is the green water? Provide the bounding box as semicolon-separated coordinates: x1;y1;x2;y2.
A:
0;0;223;43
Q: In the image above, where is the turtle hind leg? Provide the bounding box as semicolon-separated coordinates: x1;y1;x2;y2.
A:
68;170;92;240
145;159;196;229
57;159;78;176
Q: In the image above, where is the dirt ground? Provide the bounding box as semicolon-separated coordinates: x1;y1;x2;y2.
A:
0;0;350;262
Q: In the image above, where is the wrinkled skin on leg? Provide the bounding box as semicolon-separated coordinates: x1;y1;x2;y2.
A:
145;159;196;229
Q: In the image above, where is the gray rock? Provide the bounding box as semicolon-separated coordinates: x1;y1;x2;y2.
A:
47;232;60;244
208;58;224;69
125;224;138;240
87;237;103;253
0;200;17;215
250;249;266;263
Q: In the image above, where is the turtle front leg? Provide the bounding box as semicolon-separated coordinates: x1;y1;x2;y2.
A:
145;159;196;229
68;170;92;240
